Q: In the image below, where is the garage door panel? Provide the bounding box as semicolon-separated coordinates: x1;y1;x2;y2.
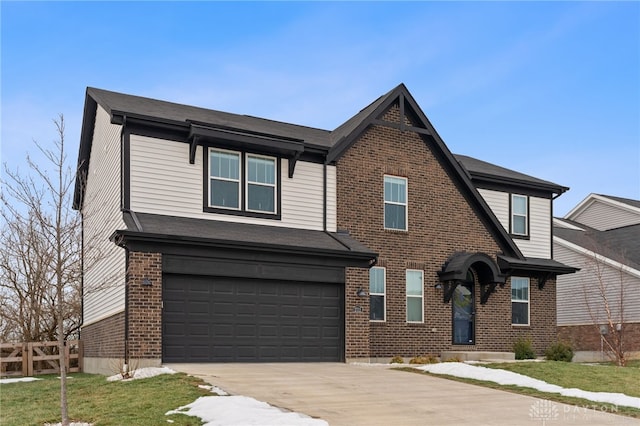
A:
163;274;343;362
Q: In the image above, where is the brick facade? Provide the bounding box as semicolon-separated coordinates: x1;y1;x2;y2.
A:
126;251;162;360
338;104;557;358
558;323;640;353
81;311;125;358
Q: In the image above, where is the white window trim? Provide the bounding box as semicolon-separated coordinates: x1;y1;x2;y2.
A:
209;148;241;210
511;276;530;326
369;267;386;322
406;269;424;323
511;194;528;236
245;153;277;214
384;175;408;231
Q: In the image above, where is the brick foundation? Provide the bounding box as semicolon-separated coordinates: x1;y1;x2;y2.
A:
81;311;125;358
558;323;640;353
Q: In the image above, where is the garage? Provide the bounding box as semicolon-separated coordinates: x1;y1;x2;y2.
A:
162;274;344;362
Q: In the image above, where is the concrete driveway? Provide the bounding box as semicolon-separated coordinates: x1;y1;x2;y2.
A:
166;362;639;426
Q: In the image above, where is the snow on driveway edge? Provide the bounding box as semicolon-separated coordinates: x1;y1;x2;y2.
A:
417;362;640;409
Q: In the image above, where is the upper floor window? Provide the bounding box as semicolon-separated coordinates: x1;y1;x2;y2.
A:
406;269;423;323
210;149;241;210
246;155;276;213
207;148;278;217
511;194;528;236
369;267;386;321
511;277;530;326
384;175;407;231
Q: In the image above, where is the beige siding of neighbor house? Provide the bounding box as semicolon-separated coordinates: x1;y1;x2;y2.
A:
129;135;334;231
477;189;551;258
82;105;126;327
554;238;640;326
570;199;640;231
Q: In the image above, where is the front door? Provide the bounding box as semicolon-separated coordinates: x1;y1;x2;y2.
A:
452;271;475;345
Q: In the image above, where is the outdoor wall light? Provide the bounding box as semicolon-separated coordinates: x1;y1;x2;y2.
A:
356;288;367;297
434;283;442;289
142;278;152;286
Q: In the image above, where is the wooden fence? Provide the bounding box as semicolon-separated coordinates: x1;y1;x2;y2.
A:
0;340;83;377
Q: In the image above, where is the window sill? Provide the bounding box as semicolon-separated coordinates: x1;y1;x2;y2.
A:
512;324;531;327
510;234;530;240
203;206;281;220
384;228;408;233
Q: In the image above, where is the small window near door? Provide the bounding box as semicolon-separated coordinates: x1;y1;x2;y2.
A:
406;269;423;323
369;267;385;321
511;277;530;325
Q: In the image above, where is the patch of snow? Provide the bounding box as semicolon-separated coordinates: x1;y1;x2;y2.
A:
107;366;176;382
418;362;640;409
166;395;328;426
0;377;42;384
199;384;229;396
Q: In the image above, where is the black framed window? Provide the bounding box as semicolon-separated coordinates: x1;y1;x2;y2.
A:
510;194;529;237
205;147;280;218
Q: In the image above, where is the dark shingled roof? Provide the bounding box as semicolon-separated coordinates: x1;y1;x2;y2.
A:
119;211;376;259
87;87;333;148
554;223;640;271
455;154;568;195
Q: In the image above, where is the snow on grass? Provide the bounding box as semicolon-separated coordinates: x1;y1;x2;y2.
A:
0;377;42;384
199;384;228;396
106;366;177;382
102;367;326;424
418;362;640;409
166;395;328;426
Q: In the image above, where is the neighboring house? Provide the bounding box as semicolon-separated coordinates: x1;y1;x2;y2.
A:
554;194;640;361
74;84;575;374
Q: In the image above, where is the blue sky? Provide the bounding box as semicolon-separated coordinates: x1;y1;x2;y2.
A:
2;1;639;215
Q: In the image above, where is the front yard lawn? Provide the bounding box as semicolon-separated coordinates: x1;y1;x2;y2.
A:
0;373;210;426
409;360;640;418
484;360;640;398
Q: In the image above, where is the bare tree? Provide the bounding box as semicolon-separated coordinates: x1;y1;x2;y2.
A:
582;250;628;367
1;115;79;425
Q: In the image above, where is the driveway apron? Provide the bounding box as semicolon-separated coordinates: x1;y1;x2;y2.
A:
166;363;639;426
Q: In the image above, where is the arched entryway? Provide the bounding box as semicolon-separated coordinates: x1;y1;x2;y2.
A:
438;252;506;345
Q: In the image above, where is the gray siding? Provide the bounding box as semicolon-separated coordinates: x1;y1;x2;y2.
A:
570;198;640;231
477;189;551;258
82;105;126;326
555;238;640;326
128;135;334;231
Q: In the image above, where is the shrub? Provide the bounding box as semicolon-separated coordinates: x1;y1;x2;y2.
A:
443;356;462;363
513;337;536;360
409;354;439;364
390;355;404;364
545;341;574;362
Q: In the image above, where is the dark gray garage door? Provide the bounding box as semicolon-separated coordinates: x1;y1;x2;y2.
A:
162;274;344;362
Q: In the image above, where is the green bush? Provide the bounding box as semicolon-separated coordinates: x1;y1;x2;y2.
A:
545;341;574;362
513;337;536;360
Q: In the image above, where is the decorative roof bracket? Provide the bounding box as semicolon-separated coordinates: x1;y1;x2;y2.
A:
537;272;553;290
443;281;458;304
189;134;199;164
480;282;499;305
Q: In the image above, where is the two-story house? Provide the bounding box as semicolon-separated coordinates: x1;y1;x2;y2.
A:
554;194;640;361
74;84;575;374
